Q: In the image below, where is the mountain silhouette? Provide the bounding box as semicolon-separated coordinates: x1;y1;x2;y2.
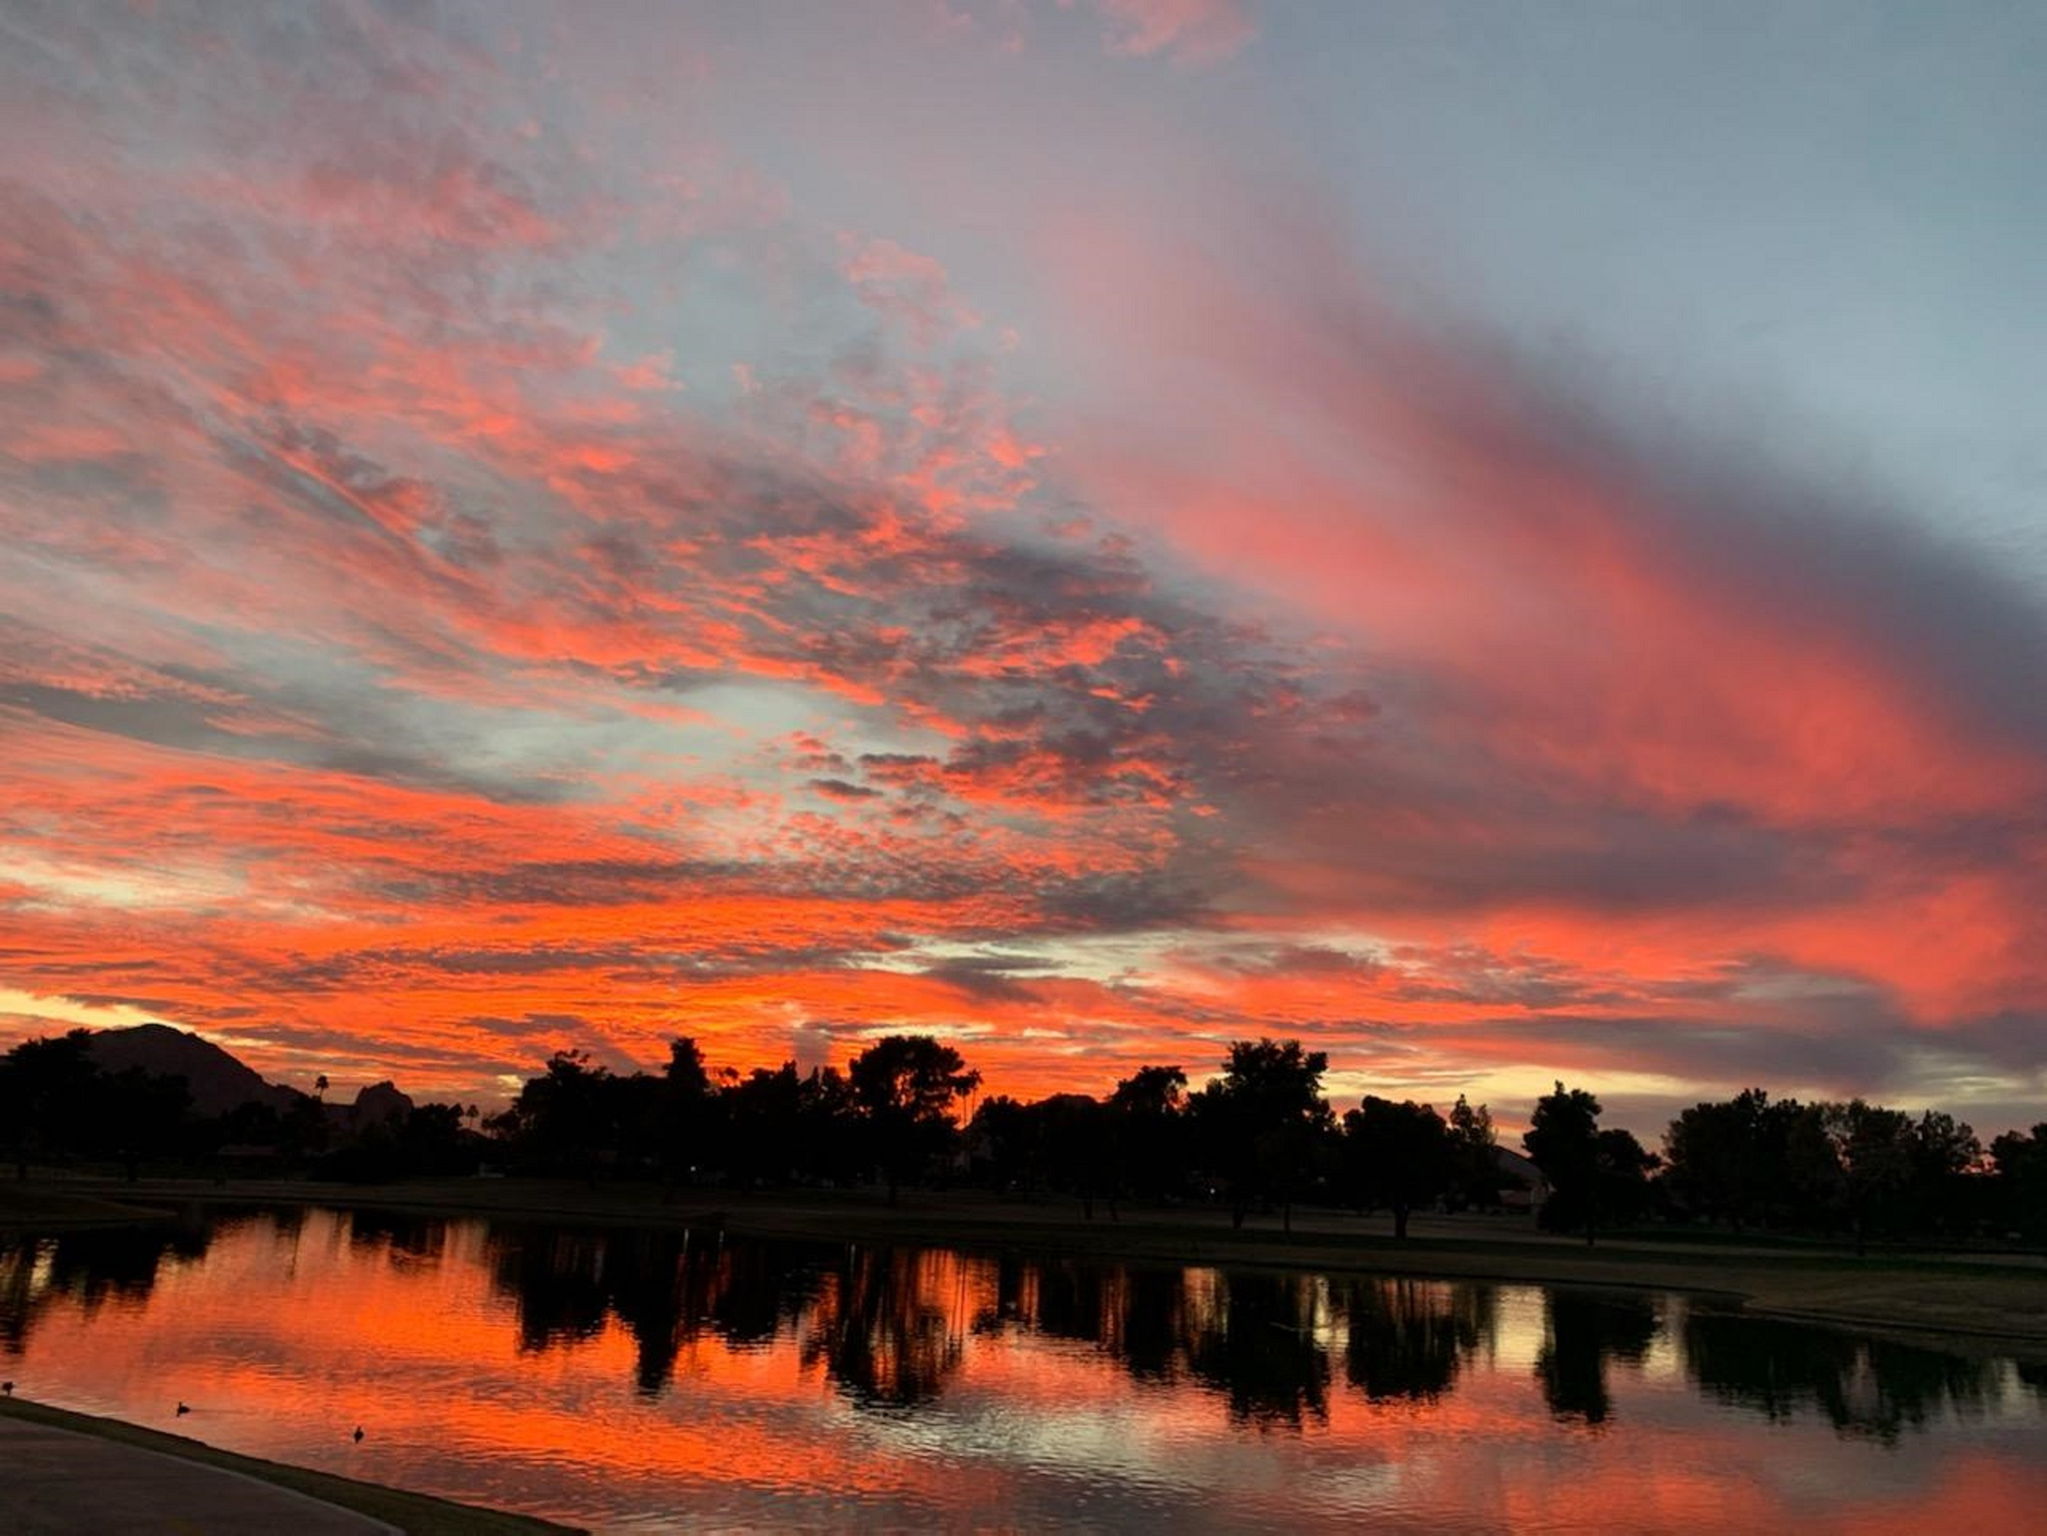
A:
86;1023;304;1117
348;1080;415;1128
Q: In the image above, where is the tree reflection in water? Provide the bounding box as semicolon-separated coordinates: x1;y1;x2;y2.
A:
0;1221;214;1353
1013;1255;1110;1349
482;1224;829;1396
13;1209;2019;1451
1341;1278;1495;1403
488;1226;615;1355
346;1208;445;1267
475;1227;2033;1441
1184;1270;1331;1428
989;1256;1337;1423
1683;1310;1997;1443
802;1247;969;1411
1536;1291;1661;1424
1111;1265;1191;1383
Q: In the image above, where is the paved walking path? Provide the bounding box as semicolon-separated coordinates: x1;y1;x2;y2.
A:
0;1416;399;1535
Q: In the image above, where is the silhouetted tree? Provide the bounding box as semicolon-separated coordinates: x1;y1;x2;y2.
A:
659;1036;717;1186
1036;1094;1119;1220
1525;1082;1656;1243
848;1036;980;1203
487;1050;614;1179
1990;1123;2047;1240
1191;1039;1333;1231
278;1089;331;1160
966;1094;1039;1192
1775;1100;1847;1230
1904;1110;1981;1240
1664;1088;1774;1230
1341;1096;1452;1238
1662;1093;1841;1233
1524;1081;1601;1241
796;1064;860;1184
721;1063;806;1184
1820;1100;1916;1253
397;1102;476;1176
1110;1064;1189;1203
0;1030;99;1177
1446;1094;1501;1209
100;1067;193;1181
1596;1127;1659;1227
215;1097;283;1153
607;1071;666;1176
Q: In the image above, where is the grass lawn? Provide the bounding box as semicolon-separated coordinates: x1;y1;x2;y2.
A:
0;1180;176;1228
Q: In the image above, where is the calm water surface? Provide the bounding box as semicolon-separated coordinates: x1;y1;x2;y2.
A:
3;1207;2044;1532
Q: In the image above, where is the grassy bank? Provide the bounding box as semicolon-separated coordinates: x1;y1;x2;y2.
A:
0;1396;580;1535
0;1180;177;1229
52;1173;2047;1360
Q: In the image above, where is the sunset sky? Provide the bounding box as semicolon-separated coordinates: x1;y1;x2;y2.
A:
3;1;2044;1134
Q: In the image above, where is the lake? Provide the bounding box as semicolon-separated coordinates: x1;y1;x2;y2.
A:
2;1207;2043;1532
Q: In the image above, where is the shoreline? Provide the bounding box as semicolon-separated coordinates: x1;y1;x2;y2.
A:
21;1175;2047;1362
0;1181;189;1229
0;1396;580;1535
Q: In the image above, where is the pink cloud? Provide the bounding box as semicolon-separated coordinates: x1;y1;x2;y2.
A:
1088;0;1257;65
3;0;2041;1134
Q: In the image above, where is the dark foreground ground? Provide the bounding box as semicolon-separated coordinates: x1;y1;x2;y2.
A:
21;1174;2047;1362
0;1398;579;1536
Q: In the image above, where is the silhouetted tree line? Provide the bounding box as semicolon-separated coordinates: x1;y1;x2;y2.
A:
0;1029;483;1182
482;1034;980;1204
971;1044;1508;1234
967;1061;2043;1249
1658;1088;2040;1250
484;1033;1506;1228
8;1024;2041;1246
411;1034;2047;1246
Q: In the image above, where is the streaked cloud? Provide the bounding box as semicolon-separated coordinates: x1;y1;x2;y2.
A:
1;0;2040;1131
